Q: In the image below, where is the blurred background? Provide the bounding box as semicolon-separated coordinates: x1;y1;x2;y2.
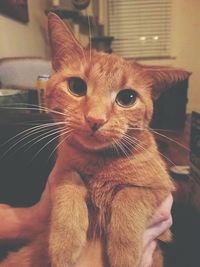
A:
0;0;199;112
0;1;200;266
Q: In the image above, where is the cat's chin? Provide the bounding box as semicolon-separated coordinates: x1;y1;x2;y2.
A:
71;135;113;152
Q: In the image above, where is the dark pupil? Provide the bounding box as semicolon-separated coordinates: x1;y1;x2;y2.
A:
68;77;87;96
116;89;137;106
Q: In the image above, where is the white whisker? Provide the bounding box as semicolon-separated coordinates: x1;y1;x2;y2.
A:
31;128;73;161
24;127;72;153
111;139;120;157
86;9;92;61
127;126;190;151
124;133;172;172
114;139;129;158
0;106;64;117
48;130;73;160
24;103;67;116
1;128;59;159
123;135;162;176
22;127;64;152
149;128;190;152
1;122;66;148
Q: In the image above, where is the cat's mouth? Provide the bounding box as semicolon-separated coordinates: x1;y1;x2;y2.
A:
72;131;115;151
71;130;136;156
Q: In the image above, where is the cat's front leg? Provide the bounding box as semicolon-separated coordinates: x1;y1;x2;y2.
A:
49;181;88;267
107;187;152;267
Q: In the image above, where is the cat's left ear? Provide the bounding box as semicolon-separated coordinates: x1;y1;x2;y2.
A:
138;64;192;100
48;12;85;71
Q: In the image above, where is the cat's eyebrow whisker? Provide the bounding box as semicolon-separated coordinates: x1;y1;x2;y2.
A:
32;128;73;161
87;10;92;62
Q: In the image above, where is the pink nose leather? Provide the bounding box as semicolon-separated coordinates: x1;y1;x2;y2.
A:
85;115;107;132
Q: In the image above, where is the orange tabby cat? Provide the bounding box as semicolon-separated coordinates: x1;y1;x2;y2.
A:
0;13;190;267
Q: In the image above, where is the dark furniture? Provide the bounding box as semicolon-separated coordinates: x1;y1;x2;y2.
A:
0;108;197;267
0;112;56;207
151;79;189;130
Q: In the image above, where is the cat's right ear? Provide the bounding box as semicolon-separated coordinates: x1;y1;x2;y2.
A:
48;12;85;71
133;62;191;100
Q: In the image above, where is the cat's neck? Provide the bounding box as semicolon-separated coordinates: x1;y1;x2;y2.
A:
50;130;170;189
55;130;156;170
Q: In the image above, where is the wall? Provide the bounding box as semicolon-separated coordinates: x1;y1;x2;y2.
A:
0;0;199;112
0;0;48;58
173;0;200;113
140;0;200;113
0;0;93;58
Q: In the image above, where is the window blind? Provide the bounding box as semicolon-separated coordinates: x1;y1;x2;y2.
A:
107;0;172;58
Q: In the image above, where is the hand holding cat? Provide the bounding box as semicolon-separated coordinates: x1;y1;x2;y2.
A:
72;194;173;267
0;172;172;267
140;194;173;267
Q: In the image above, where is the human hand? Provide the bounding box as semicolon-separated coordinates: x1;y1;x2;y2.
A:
140;194;173;267
0;179;172;267
0;180;52;243
0;170;83;242
72;194;173;267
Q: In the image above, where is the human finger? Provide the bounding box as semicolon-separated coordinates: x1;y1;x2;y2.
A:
148;194;173;227
139;241;157;267
143;215;172;249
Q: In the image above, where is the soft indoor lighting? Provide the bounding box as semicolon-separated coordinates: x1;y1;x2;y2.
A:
139;36;147;41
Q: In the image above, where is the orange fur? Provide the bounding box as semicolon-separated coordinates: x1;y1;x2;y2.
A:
0;13;191;267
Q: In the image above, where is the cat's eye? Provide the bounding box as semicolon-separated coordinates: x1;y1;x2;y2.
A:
116;89;137;107
68;77;87;97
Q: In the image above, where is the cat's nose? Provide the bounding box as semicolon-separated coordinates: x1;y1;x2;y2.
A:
85;114;107;132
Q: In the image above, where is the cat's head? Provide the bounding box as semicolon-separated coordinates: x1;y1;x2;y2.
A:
46;13;191;152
